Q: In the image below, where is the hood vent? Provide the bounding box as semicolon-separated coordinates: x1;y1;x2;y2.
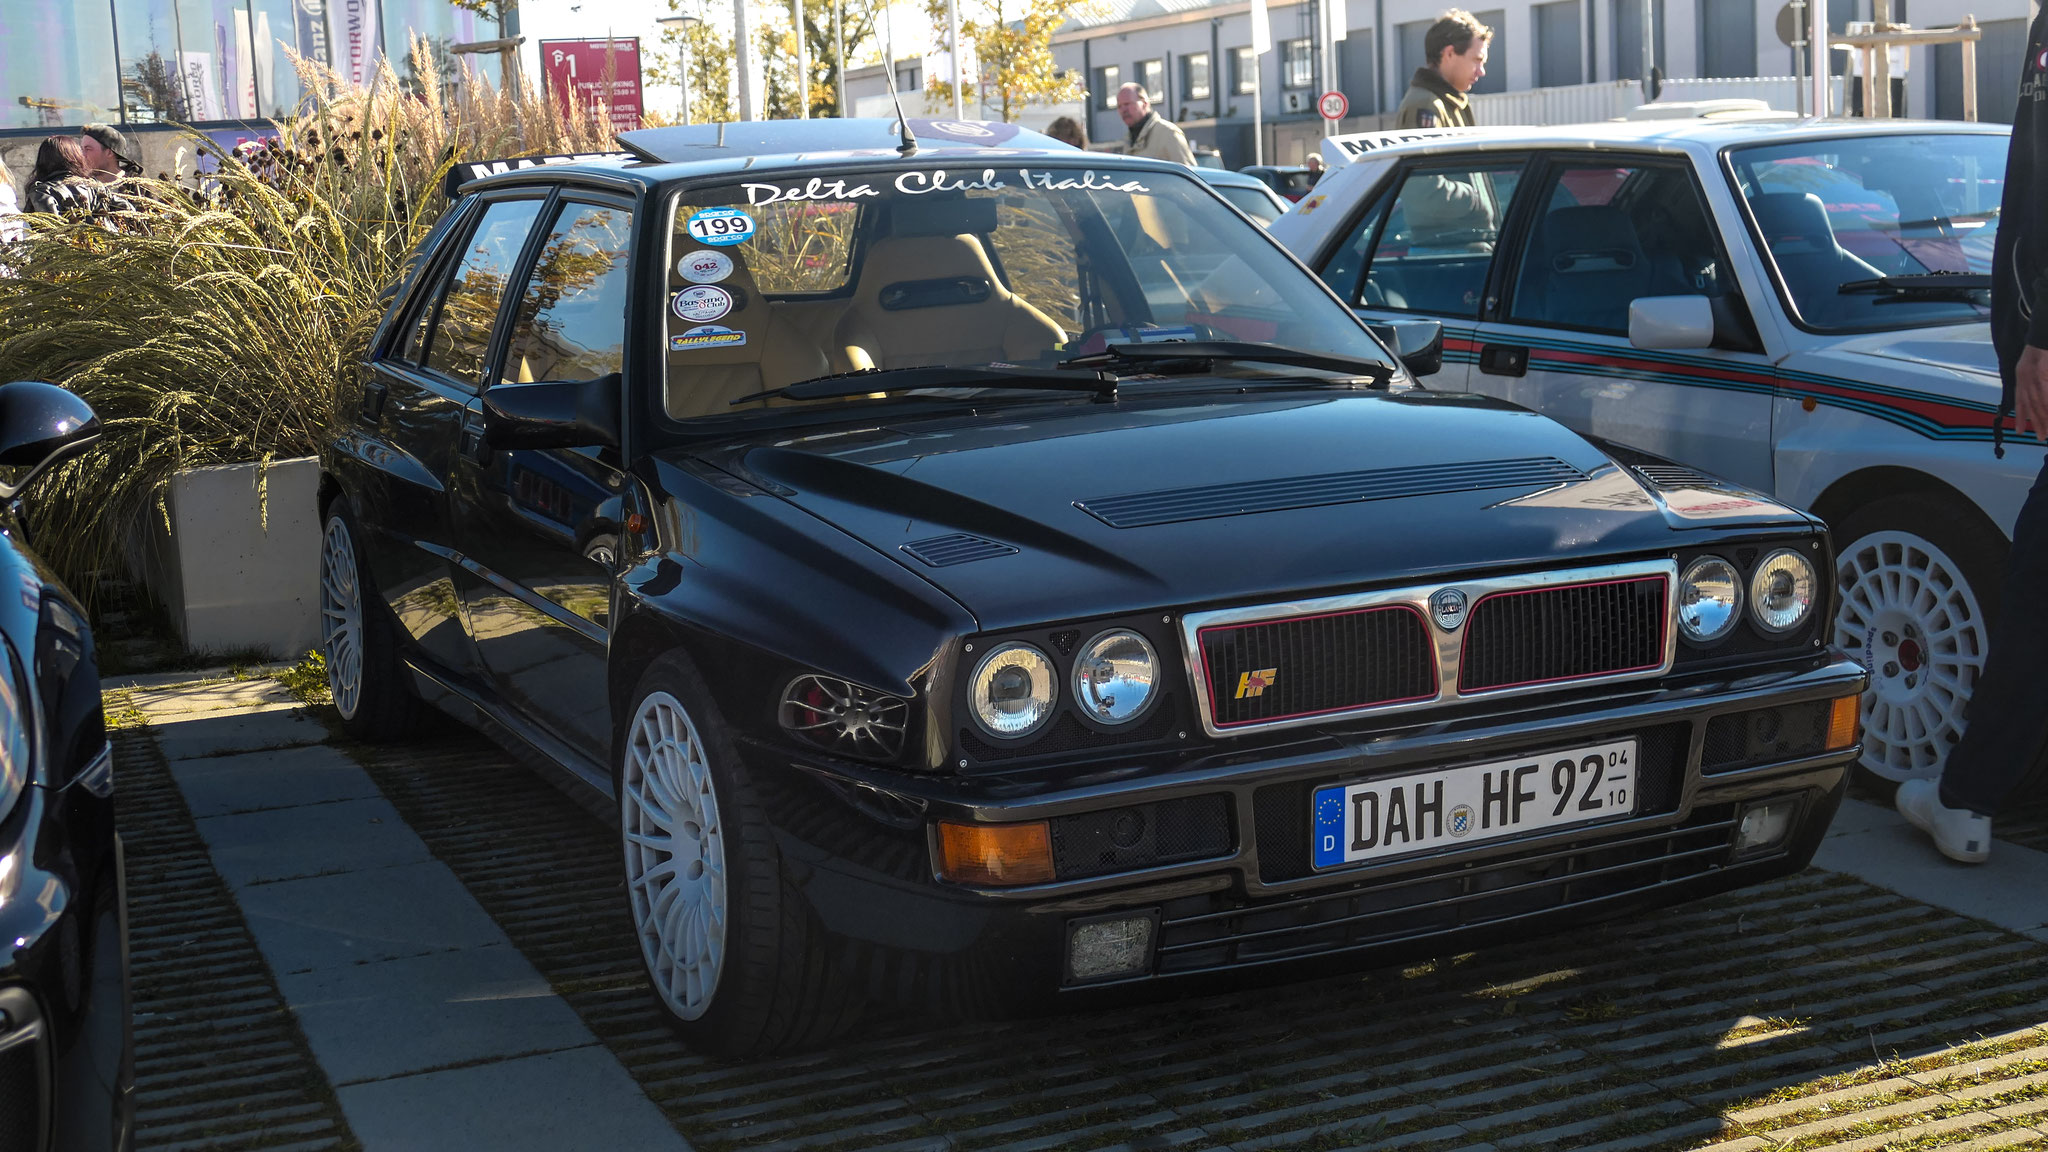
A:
1631;463;1723;489
900;533;1019;567
1076;456;1587;529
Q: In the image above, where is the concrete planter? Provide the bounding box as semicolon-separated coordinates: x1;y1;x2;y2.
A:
143;456;322;660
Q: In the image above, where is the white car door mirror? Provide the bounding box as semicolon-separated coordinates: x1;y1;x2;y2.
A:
1629;295;1716;350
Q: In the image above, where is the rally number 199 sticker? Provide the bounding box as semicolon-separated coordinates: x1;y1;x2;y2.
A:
687;207;755;246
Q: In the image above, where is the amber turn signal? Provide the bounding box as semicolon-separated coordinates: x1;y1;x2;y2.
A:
1826;694;1861;751
937;821;1056;886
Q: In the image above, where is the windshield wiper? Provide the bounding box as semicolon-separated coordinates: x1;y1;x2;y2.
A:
1059;340;1395;384
731;365;1117;406
1839;272;1992;299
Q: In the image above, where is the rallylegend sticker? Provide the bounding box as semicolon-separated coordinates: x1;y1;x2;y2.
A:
686;207;755;246
671;285;735;323
676;249;735;283
670;325;747;351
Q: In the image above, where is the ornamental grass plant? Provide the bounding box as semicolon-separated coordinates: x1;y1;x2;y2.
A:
0;39;611;608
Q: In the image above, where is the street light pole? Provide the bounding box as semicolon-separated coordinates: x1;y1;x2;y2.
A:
796;0;810;117
736;0;756;119
658;13;704;122
834;0;846;115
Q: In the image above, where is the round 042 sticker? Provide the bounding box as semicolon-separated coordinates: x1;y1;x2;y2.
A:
676;249;734;283
671;285;735;323
686;207;755;246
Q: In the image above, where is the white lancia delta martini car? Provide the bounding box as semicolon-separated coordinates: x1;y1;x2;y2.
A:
1270;119;2030;784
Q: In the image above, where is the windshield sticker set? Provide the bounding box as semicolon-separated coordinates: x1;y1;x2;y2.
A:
673;286;736;323
677;250;734;283
687;207;755;246
737;169;1153;206
671;325;747;351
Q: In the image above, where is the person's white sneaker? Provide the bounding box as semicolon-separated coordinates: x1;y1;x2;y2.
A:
1896;778;1992;864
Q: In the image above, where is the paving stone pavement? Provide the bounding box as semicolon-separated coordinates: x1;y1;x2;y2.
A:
105;673;2048;1152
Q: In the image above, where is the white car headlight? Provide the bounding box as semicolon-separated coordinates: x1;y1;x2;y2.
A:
1679;556;1742;642
970;643;1057;739
1750;548;1818;633
1073;630;1158;725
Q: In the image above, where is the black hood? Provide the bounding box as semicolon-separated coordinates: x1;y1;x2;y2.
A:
686;390;1806;631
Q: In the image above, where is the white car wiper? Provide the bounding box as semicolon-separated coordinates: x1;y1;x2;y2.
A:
730;364;1117;405
1838;272;1991;299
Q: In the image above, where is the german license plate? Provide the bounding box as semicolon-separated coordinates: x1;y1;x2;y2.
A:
1310;738;1638;869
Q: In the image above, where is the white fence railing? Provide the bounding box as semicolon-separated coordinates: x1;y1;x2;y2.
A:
1467;75;1850;126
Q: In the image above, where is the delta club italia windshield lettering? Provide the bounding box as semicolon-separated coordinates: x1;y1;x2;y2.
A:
740;169;1152;205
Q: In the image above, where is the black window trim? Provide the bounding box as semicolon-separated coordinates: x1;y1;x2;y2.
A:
485;186;641;396
390;185;559;394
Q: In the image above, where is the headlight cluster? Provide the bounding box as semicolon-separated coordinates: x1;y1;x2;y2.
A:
1679;548;1818;644
969;629;1160;740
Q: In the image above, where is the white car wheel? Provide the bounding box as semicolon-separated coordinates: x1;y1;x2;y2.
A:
321;515;365;720
621;689;728;1022
1834;528;1990;781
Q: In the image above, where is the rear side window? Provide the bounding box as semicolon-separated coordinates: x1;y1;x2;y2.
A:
1507;163;1726;334
499;201;634;386
421;198;547;386
1324;162;1523;318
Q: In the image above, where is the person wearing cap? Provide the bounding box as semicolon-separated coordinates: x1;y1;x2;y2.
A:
78;123;140;183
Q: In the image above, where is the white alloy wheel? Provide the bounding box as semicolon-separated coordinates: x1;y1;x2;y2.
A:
1834;528;1990;781
320;516;365;720
622;689;729;1021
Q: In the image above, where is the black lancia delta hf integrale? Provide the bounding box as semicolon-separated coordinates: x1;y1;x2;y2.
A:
321;119;1868;1055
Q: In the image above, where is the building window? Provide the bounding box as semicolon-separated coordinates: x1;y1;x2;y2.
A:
1232;46;1258;94
1282;39;1315;89
896;63;922;92
1138;58;1165;101
1096;64;1120;108
1183;52;1212;101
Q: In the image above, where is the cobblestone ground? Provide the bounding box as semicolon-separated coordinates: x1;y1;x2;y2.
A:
112;678;2048;1152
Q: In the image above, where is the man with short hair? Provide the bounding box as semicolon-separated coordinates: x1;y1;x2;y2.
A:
1116;82;1197;167
78;123;139;183
1395;9;1492;129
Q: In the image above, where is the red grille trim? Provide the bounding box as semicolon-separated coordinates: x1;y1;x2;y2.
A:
1456;575;1670;694
1198;603;1439;730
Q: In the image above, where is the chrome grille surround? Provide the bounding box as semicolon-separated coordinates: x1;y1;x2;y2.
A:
1178;560;1679;738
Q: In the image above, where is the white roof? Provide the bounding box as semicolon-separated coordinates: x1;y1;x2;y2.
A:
1321;117;2007;167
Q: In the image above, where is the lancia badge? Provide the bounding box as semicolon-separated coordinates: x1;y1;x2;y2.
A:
1431;587;1469;631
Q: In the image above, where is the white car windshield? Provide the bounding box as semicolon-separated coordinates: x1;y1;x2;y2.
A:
657;165;1388;419
1727;133;2005;331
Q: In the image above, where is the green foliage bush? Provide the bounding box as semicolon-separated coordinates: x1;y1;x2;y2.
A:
0;41;611;607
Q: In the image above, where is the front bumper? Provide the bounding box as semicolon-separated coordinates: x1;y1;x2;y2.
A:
742;656;1866;1013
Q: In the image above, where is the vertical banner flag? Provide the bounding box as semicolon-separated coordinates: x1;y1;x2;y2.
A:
1329;0;1347;41
1250;0;1272;54
295;0;331;66
540;39;646;133
338;0;383;88
233;8;259;117
181;51;221;120
252;11;276;113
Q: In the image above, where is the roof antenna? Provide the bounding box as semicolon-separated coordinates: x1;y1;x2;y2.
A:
890;87;919;156
882;0;917;156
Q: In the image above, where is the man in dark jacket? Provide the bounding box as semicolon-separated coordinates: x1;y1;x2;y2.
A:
1895;9;2048;863
1394;10;1491;129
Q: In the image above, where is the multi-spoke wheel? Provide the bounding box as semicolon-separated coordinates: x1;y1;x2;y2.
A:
320;502;418;741
617;654;860;1056
1832;496;2004;783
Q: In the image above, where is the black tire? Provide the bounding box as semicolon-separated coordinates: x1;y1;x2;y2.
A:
319;500;421;742
1831;493;2007;783
616;652;861;1057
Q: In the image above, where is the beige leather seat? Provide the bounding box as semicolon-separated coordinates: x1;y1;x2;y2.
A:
664;253;830;419
833;234;1067;371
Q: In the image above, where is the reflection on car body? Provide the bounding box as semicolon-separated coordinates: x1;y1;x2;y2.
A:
320;118;1867;1057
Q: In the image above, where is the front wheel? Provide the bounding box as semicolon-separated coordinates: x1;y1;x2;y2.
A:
320;503;420;742
618;654;859;1056
1832;495;2005;782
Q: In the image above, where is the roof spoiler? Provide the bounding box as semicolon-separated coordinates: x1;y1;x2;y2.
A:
443;151;635;197
1320;126;1483;167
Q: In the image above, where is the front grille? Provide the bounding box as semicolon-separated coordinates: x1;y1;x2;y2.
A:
1703;701;1832;774
1254;723;1689;882
1460;576;1667;693
1051;794;1234;879
1199;605;1436;730
1158;802;1741;976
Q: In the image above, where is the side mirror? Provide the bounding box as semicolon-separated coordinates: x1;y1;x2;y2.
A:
1629;296;1716;351
1365;317;1445;378
0;381;100;499
482;374;621;451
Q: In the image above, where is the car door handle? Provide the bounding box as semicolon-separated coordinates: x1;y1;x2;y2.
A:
359;379;389;422
1479;344;1529;377
460;411;489;462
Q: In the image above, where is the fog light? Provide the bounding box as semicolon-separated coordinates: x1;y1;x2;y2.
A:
1066;912;1157;983
936;821;1056;886
1826;694;1861;752
1735;800;1798;855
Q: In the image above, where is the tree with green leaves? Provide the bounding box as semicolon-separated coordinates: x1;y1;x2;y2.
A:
921;0;1093;122
645;8;738;124
759;0;879;118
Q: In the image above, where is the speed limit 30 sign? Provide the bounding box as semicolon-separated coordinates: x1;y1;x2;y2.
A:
1318;90;1349;121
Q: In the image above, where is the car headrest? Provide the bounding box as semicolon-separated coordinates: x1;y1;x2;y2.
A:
1542;205;1643;273
1748;192;1837;253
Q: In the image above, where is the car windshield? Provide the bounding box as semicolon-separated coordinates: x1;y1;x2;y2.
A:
658;164;1385;420
1726;132;2005;330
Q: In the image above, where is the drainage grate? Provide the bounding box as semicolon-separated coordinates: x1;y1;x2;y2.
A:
115;730;360;1152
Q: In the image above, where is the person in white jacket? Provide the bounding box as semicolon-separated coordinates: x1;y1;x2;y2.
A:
1115;83;1196;167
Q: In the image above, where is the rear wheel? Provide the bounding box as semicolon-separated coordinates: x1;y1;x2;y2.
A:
1832;495;2005;782
618;654;859;1056
320;503;419;742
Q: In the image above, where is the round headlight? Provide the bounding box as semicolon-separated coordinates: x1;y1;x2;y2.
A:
1073;630;1159;725
970;643;1057;739
1750;548;1818;633
1679;556;1743;642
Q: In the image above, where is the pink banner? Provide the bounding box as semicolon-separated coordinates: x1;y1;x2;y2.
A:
539;38;644;134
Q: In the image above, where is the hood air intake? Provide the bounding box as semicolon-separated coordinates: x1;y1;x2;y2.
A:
900;534;1020;567
1076;457;1587;529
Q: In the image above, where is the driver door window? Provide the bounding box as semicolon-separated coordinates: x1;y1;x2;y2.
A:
1354;164;1522;317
